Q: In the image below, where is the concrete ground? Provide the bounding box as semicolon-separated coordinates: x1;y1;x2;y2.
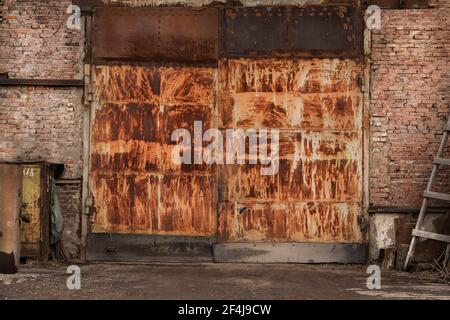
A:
0;262;449;300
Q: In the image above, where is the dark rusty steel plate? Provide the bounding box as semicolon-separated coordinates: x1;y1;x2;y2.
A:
93;7;219;64
221;5;363;58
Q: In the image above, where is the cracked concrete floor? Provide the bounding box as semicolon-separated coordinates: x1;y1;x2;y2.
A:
0;262;449;300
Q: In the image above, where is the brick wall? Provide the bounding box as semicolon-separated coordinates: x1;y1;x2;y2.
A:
0;87;83;178
370;0;450;208
0;0;84;259
56;182;82;260
0;0;84;79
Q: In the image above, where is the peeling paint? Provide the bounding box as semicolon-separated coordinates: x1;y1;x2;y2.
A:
218;58;364;243
90;65;217;235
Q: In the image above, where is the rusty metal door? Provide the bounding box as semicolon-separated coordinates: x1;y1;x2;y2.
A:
214;6;367;263
86;4;367;263
88;65;218;261
215;58;365;262
87;8;219;261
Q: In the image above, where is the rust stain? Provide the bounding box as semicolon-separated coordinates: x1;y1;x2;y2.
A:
218;202;361;243
158;175;216;235
92;7;219;64
219;59;361;130
93;65;160;104
220;158;360;202
91;173;216;235
218;57;364;243
90;57;364;244
219;202;363;242
91;173;156;232
222;5;362;58
91;102;160;143
161;67;216;105
90;65;217;236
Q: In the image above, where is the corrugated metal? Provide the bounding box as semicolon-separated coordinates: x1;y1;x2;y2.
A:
217;58;364;243
92;7;219;64
90;65;217;236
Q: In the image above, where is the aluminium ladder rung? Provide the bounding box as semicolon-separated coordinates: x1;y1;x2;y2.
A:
423;191;450;202
412;229;450;243
433;157;450;166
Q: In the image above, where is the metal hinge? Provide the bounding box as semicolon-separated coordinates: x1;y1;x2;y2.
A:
358;75;366;93
84;196;93;215
358;215;369;231
86;84;93;102
85;196;93;207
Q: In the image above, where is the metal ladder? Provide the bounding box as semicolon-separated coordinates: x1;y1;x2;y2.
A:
404;117;450;270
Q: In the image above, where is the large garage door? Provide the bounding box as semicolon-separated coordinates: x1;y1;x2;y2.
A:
216;57;365;262
214;6;366;262
86;5;367;263
86;8;219;261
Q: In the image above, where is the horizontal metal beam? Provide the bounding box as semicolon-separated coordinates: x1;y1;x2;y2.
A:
88;233;368;263
221;6;363;59
87;233;215;262
93;7;219;64
213;243;367;263
74;0;361;8
0;78;84;87
412;229;450;243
